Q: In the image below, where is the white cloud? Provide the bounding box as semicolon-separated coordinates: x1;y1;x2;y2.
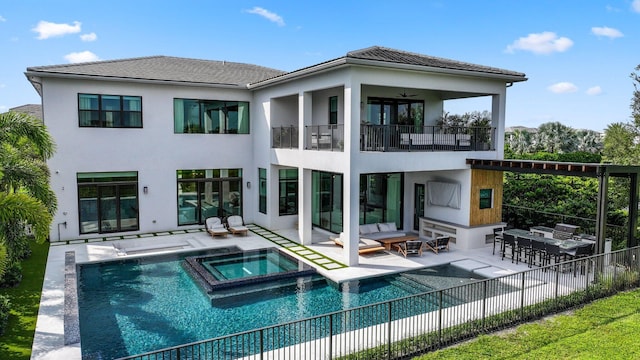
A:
80;32;97;42
548;82;578;93
591;26;623;38
0;15;6;22
64;51;99;63
586;86;603;95
633;0;640;13
505;31;573;54
0;105;7;112
32;20;81;39
245;7;285;26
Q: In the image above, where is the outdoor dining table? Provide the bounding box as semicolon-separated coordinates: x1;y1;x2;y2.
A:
503;228;593;251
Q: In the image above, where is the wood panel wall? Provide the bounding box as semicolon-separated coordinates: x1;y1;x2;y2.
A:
469;169;503;226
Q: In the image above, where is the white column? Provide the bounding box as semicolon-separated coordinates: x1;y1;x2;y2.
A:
298;91;313;245
343;81;361;266
492;92;506;159
299;91;312;150
298;168;312;245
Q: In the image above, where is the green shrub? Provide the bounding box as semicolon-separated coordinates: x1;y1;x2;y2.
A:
0;294;10;335
0;261;23;288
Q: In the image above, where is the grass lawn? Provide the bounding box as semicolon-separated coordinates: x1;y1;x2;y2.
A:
416;288;640;359
0;241;49;360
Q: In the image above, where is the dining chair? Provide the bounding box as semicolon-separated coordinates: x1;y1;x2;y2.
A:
492;227;504;255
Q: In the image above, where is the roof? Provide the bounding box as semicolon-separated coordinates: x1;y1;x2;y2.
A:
25;46;526;90
250;46;527;87
346;46;526;78
9;104;43;121
25;56;286;87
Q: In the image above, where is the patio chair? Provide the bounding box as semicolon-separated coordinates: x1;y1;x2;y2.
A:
501;232;517;262
543;243;566;271
226;215;249;236
395;240;424;257
492;227;504;255
564;243;594;276
205;217;229;237
425;236;449;254
530;238;546;267
515;237;533;267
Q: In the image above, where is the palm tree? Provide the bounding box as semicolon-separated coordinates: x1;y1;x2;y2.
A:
575;129;604;154
534;121;577;153
507;129;533;155
0;111;55;263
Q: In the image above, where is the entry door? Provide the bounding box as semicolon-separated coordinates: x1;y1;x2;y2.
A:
414;184;425;231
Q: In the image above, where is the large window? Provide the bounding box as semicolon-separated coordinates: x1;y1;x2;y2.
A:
79;94;142;128
258;168;267;214
366;98;423;127
77;172;139;234
174;99;249;134
177;169;242;225
360;173;403;228
279;168;298;215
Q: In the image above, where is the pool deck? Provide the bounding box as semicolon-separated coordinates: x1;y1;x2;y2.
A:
31;228;531;360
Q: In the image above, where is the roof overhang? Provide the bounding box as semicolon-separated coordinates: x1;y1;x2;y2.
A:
249;57;527;90
24;70;246;97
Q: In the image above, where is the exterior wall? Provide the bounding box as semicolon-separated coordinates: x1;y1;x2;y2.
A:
40;59;512;259
43;77;254;241
469;169;504;226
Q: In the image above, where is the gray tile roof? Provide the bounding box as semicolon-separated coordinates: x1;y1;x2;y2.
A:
9;104;43;120
26;56;286;86
346;46;526;78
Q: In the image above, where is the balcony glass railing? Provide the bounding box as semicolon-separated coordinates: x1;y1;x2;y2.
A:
305;125;344;151
272;126;299;149
360;124;496;152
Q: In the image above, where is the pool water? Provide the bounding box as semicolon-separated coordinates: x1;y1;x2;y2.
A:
77;249;489;359
203;249;298;280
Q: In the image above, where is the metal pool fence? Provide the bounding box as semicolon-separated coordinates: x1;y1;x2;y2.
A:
118;246;640;360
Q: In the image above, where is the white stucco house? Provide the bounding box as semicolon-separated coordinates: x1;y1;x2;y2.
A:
25;46;527;266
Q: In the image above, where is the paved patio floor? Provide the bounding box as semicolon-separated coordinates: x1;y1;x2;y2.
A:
30;227;531;360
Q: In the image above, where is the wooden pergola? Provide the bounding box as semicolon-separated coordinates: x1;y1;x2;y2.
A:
467;158;640;254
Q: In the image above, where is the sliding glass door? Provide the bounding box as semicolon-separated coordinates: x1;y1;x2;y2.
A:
312;171;343;233
360;173;403;227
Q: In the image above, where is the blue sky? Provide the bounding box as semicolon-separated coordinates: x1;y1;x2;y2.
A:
1;0;639;132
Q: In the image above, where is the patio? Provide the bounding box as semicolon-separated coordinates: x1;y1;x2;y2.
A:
31;226;533;360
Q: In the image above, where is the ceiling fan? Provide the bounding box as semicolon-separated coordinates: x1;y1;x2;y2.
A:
398;90;417;98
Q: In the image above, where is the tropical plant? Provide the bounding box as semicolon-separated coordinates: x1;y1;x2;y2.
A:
506;129;534;155
0;111;55;267
533;121;577;153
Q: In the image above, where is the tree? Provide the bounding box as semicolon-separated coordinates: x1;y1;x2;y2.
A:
632;64;640;127
575;129;603;154
533;121;577;153
506;129;534;155
0;111;55;264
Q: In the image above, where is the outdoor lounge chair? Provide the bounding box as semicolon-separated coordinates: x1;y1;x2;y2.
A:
226;215;249;236
332;235;385;255
425;236;450;254
205;217;229;237
396;240;424;257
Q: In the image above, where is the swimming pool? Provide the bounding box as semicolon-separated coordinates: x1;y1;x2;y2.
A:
77;248;491;359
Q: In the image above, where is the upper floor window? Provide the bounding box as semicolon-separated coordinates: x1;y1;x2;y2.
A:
174;99;250;134
79;94;142;128
329;96;338;125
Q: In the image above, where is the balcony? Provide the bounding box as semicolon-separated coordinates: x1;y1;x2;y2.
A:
360;125;496;152
305;125;344;152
